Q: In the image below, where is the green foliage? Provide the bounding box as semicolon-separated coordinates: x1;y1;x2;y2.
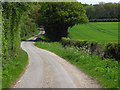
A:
84;5;95;19
2;2;38;63
34;40;118;88
2;3;38;88
68;22;118;43
20;4;39;38
21;30;39;41
2;2;30;64
2;49;28;88
104;43;120;60
61;37;120;60
20;14;37;38
37;2;88;41
83;3;119;19
89;19;119;22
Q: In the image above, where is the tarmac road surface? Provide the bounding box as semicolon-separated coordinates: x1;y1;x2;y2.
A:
14;33;102;88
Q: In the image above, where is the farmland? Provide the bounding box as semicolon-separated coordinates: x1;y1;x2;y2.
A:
2;2;119;89
68;22;118;43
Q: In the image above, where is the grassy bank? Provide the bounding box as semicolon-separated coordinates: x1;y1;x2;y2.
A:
21;30;40;41
68;22;118;43
2;49;28;88
34;40;118;88
2;30;39;88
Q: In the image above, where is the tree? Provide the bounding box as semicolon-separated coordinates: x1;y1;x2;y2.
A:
94;4;105;19
20;4;39;38
85;5;95;19
37;2;88;41
83;2;119;19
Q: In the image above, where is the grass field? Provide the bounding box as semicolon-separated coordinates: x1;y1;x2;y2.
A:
68;22;118;43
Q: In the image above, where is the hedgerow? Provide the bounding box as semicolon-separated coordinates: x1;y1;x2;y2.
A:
61;37;120;60
2;2;39;88
2;2;38;64
2;2;30;64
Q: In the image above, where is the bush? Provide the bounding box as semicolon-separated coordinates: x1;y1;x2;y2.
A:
74;40;88;48
61;37;120;60
104;43;120;60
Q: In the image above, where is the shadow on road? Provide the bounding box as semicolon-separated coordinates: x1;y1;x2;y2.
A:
35;37;45;42
35;37;53;42
24;40;35;42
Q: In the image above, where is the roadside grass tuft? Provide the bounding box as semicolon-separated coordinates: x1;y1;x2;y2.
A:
2;49;28;88
34;40;118;88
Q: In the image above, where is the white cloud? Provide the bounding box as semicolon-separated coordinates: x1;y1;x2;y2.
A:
78;0;120;4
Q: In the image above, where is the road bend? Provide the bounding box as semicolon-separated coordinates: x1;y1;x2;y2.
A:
14;33;101;88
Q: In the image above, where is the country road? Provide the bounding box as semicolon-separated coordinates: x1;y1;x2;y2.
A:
13;33;102;88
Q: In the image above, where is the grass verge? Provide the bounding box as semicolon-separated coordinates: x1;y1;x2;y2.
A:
34;40;118;88
21;30;39;41
2;31;40;88
2;49;28;88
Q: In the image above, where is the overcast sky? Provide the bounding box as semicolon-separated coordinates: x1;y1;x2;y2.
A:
77;0;120;4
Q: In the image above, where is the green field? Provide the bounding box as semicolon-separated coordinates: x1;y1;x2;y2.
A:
68;22;118;43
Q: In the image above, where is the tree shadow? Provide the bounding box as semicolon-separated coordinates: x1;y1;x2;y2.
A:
35;37;54;42
24;40;35;42
22;36;55;43
35;37;46;42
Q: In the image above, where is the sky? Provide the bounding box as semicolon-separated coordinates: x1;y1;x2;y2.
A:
77;0;120;4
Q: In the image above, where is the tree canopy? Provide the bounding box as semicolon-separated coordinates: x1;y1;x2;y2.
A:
37;2;88;41
83;2;119;19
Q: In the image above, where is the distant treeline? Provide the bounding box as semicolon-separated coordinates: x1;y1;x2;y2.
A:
83;2;120;20
89;19;120;22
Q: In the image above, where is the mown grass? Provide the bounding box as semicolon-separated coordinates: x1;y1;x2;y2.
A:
21;30;40;41
68;22;118;43
2;49;28;88
34;40;118;88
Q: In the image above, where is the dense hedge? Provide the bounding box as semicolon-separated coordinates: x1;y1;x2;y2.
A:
89;19;119;22
61;37;120;61
2;2;35;64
